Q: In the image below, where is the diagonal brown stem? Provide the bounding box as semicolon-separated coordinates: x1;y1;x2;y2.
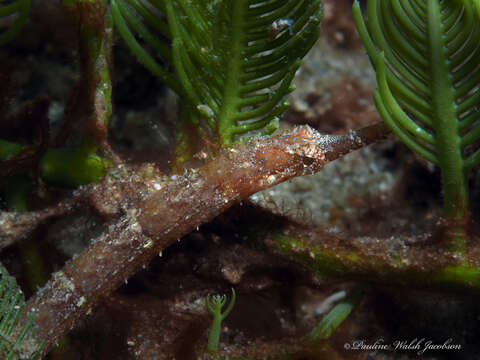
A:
15;124;389;357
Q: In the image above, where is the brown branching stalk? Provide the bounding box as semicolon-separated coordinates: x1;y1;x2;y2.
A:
0;201;76;249
14;123;389;357
54;0;113;148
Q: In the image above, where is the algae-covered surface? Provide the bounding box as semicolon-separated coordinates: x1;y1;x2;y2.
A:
0;0;479;359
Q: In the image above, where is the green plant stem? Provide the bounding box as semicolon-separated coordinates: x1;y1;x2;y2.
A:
206;289;236;356
216;0;246;146
173;104;206;171
0;139;108;186
427;0;469;252
207;313;222;356
271;232;480;293
1;174;48;292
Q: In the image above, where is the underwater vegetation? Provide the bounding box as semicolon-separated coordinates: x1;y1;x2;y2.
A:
0;0;479;359
354;0;480;252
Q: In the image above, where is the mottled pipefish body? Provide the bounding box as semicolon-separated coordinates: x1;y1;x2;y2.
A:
17;125;386;357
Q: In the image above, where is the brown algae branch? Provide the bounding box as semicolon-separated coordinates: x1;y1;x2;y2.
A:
0;199;83;250
54;0;113;147
16;124;387;356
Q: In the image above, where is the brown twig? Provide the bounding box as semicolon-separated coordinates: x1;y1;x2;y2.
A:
0;196;86;249
15;123;387;356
